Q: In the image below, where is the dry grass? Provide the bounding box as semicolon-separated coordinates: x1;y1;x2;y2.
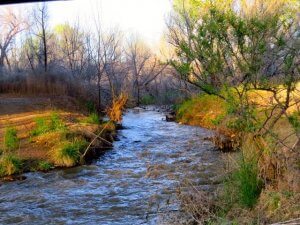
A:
256;187;300;223
176;86;300;223
176;94;227;129
0;73;94;102
51;139;87;167
0;154;22;176
106;93;128;122
0;95;114;177
176;179;216;224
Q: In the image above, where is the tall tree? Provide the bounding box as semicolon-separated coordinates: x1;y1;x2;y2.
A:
169;0;300;145
55;22;86;77
126;37;166;105
32;3;50;72
0;8;26;75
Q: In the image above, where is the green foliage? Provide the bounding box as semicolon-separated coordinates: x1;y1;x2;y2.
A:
226;104;260;132
49;113;66;131
0;154;22;176
176;98;195;120
31;113;66;136
38;161;53;171
226;116;259;133
288;112;300;134
176;94;228;128
30;118;48;136
52;139;87;167
266;192;281;211
86;101;96;113
4;127;19;151
224;156;263;208
140;94;155;105
171;0;298;128
83;112;100;124
211;114;225;126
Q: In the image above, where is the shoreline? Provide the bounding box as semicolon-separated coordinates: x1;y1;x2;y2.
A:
0;95;118;182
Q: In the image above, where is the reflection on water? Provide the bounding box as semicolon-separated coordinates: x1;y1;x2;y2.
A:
0;110;222;225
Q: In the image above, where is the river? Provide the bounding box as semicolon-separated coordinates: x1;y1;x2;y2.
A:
0;109;223;225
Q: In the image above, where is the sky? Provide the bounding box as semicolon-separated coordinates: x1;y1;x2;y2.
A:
7;0;173;47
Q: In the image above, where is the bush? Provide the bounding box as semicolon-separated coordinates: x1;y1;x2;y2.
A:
52;139;87;167
4;127;19;151
0;154;22;176
233;159;263;207
176;94;227;128
224;156;263;208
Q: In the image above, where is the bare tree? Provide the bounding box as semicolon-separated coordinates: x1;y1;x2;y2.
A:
56;22;86;77
32;3;50;72
101;29;123;100
126;37;166;105
0;8;26;75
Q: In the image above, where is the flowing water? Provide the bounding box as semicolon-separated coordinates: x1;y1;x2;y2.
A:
0;110;223;225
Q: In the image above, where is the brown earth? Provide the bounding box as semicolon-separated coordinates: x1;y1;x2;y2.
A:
0;95;115;179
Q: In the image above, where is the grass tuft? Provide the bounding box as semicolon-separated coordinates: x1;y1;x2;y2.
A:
223;154;263;209
51;139;87;167
31;113;66;136
4;127;19;151
49;113;66;130
30;118;49;136
83;112;100;124
38;161;53;171
0;154;22;176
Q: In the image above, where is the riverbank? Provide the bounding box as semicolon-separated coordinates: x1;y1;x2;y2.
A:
0;109;224;224
0;95;116;181
175;94;300;224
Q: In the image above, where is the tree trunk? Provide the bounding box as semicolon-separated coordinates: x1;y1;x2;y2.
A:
97;73;101;110
42;29;47;72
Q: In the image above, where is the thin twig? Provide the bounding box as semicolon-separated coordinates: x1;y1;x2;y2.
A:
81;121;112;160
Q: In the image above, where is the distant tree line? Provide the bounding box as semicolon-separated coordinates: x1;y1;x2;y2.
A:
0;3;188;108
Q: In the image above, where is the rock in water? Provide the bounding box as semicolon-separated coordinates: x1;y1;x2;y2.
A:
166;111;176;122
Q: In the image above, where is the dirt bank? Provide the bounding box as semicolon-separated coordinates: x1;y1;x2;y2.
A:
0;95;116;181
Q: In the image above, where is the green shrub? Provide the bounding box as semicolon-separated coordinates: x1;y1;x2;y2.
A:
176;94;228;127
0;154;22;176
234;159;262;207
226;107;260;132
288;112;300;133
176;98;194;120
52;139;87;167
224;156;263;208
4;127;19;151
211;114;225;125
